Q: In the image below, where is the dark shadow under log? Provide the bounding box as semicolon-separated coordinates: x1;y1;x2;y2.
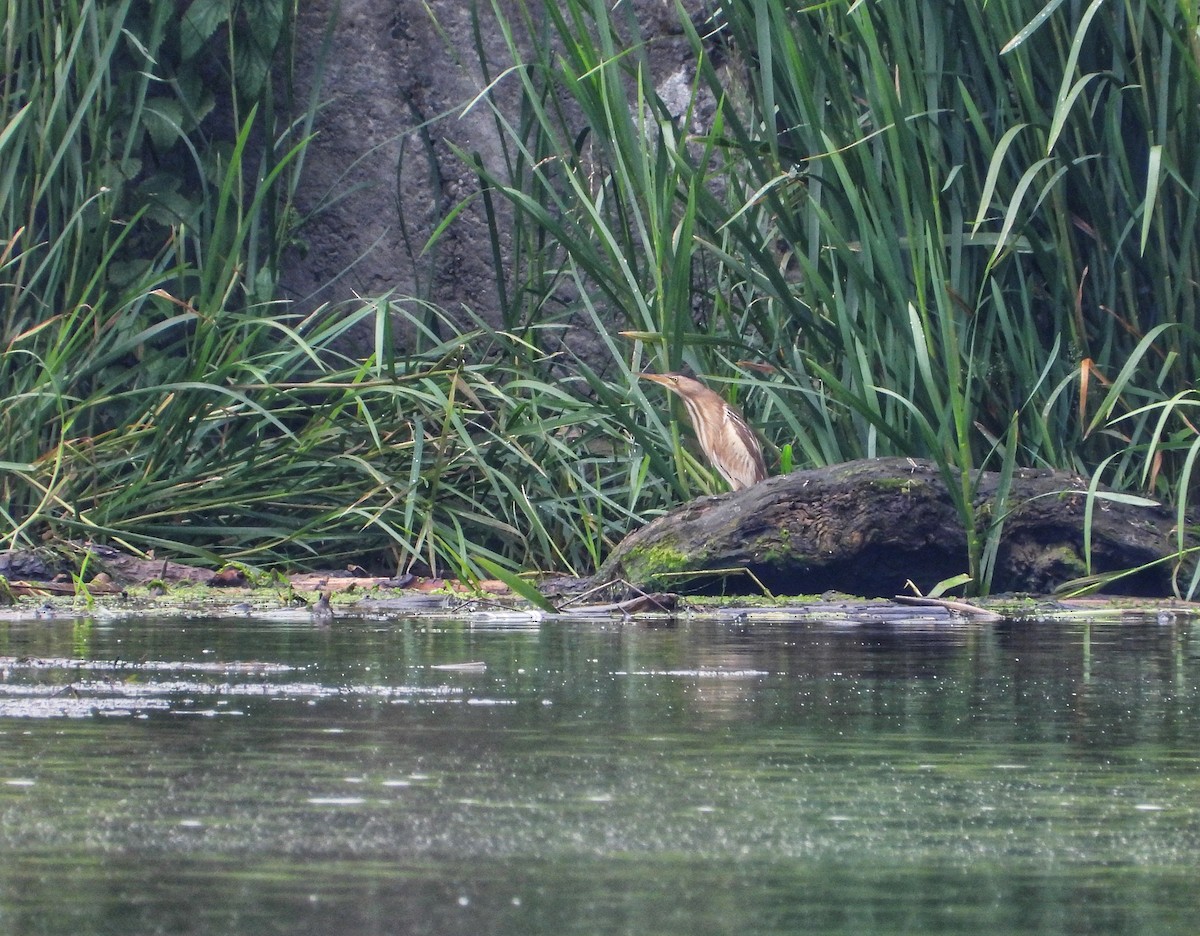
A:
599;458;1190;598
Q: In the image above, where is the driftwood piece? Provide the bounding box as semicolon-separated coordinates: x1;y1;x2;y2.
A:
80;544;215;585
599;457;1189;597
0;544;513;601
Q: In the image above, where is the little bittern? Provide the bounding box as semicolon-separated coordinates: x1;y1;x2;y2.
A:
639;372;767;491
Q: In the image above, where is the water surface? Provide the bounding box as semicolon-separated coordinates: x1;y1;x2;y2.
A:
0;612;1196;934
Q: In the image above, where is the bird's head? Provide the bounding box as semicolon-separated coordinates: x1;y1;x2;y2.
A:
637;371;707;400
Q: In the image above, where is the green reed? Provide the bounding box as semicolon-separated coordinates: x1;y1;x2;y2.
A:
449;0;1200;594
6;0;1198;592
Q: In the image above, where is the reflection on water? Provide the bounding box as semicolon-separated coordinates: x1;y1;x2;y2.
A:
0;613;1197;935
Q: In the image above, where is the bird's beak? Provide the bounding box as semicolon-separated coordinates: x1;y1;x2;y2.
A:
637;373;670;387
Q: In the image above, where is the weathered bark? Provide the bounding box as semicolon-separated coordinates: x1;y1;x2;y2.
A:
599;458;1190;597
280;0;714;334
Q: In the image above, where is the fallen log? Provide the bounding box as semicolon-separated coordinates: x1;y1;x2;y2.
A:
598;457;1191;598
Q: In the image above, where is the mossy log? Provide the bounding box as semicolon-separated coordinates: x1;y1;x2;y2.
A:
599;457;1189;597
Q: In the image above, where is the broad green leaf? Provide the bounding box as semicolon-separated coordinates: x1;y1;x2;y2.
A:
181;0;230;62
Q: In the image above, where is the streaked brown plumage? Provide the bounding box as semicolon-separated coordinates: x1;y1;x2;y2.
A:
638;372;767;491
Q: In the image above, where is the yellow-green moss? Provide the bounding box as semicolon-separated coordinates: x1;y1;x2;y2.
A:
871;476;926;494
1040;544;1088;575
616;542;695;585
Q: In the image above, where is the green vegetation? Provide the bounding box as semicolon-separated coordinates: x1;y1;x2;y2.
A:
2;0;316;554
451;0;1200;594
2;0;1198;595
